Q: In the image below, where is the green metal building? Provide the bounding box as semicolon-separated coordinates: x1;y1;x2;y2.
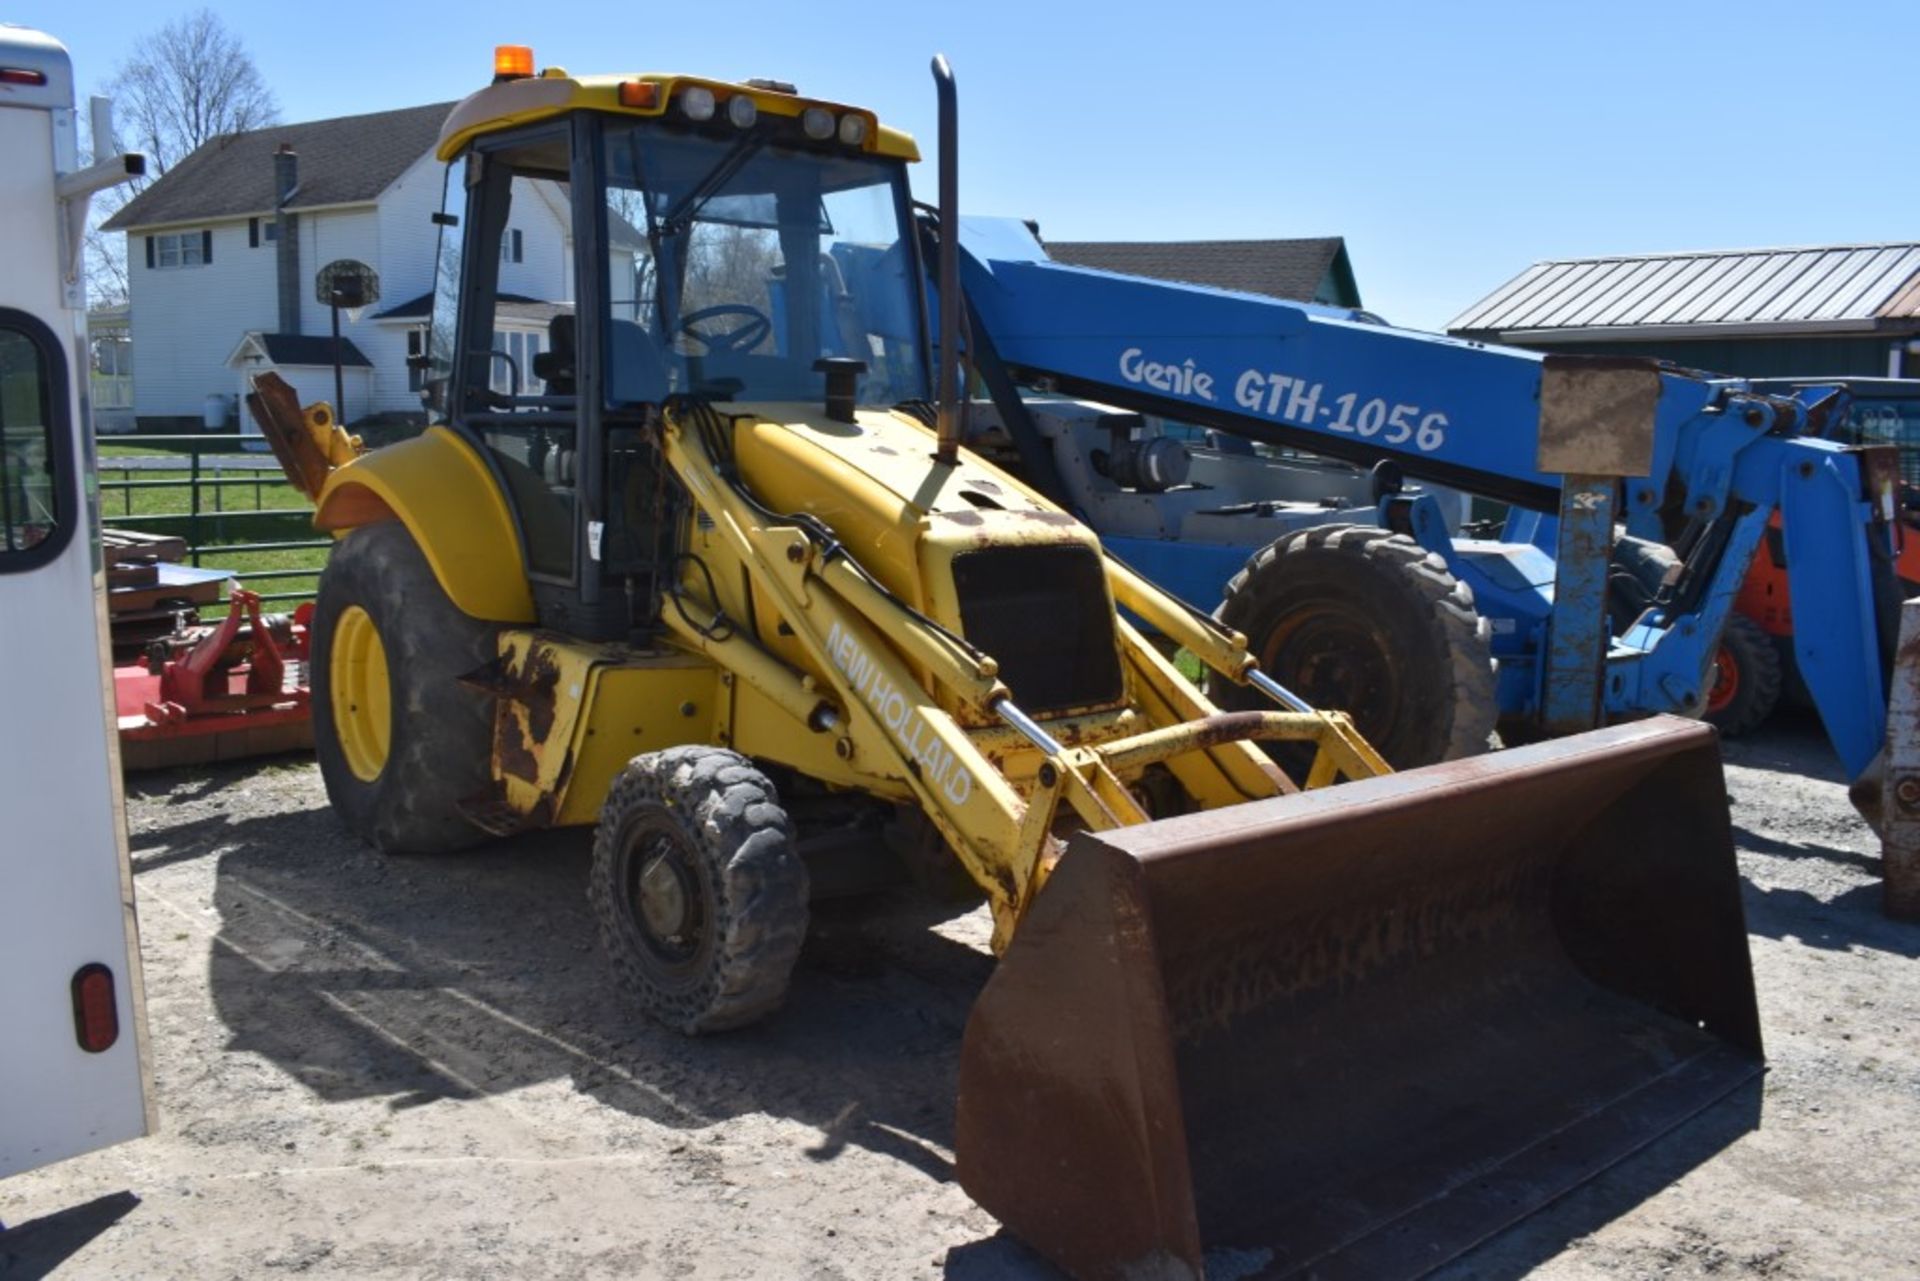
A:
1447;242;1920;379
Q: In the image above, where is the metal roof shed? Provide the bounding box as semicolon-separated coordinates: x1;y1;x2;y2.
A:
1448;242;1920;378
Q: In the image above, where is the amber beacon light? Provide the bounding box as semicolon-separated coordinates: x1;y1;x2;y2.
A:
493;44;535;82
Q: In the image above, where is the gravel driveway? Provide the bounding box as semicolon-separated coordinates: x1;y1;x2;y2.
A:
3;711;1916;1279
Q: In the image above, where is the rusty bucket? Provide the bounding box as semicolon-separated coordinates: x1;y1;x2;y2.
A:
955;717;1762;1281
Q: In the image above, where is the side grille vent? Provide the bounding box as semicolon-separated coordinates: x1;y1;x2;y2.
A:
951;543;1123;715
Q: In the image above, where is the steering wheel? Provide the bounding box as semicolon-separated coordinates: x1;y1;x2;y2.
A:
678;304;773;355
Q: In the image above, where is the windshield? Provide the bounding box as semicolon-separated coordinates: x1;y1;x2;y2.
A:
602;120;926;409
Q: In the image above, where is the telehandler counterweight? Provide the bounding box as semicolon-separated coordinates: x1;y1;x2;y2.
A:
290;47;1768;1279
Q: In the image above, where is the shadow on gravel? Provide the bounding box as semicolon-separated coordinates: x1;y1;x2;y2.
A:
943;1231;1059;1279
1433;1081;1765;1281
1741;878;1920;958
1719;708;1847;784
139;756;1786;1281
147;785;993;1187
0;1191;140;1280
1731;823;1880;876
938;1084;1772;1281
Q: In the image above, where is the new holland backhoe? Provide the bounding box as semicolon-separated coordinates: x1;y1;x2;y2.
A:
281;46;1766;1280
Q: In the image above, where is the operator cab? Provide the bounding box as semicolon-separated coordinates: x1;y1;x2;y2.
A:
422;55;930;637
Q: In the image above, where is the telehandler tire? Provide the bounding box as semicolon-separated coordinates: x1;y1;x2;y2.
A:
310;521;497;853
1211;525;1496;770
1703;612;1782;737
590;747;810;1034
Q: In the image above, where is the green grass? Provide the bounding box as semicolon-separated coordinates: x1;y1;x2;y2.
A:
96;448;328;612
1174;649;1205;684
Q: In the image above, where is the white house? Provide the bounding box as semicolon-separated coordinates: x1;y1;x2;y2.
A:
102;101;574;431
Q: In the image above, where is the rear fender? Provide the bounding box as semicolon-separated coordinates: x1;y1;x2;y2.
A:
314;426;535;624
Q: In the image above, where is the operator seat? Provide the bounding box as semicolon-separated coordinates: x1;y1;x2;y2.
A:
533;313;578;394
609;318;671;404
534;312;672;405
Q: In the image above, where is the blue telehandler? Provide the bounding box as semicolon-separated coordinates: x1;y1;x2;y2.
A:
942;217;1903;801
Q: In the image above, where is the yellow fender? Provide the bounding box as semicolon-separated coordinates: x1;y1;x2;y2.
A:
314;425;535;623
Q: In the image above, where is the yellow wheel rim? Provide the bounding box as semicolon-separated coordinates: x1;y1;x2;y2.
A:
331;605;392;782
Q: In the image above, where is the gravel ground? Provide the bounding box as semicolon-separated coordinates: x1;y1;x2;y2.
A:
3;710;1917;1280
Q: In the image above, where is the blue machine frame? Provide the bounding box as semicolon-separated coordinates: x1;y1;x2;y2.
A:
950;217;1898;784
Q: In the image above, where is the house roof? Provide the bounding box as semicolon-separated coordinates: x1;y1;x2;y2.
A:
1449;242;1920;341
103;102;456;232
228;332;373;368
1043;237;1362;307
372;293;571;324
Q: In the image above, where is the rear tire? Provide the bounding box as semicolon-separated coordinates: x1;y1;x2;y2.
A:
590;747;810;1034
311;522;497;853
1210;526;1496;769
1703;612;1782;737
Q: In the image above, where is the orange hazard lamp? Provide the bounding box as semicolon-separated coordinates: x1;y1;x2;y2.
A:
494;44;535;82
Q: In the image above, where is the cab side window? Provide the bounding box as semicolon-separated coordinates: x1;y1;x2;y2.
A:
0;311;71;569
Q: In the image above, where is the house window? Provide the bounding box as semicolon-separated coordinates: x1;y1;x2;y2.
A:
90;333;132;378
247;219;280;248
0;309;74;569
489;330;542;395
149;230;211;269
520;332;541;393
500;229;524;264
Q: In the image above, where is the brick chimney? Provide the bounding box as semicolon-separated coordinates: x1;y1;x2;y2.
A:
274;144;300;335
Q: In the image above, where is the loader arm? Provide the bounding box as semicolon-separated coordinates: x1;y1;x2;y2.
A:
951;216;1900;790
655;400;1385;949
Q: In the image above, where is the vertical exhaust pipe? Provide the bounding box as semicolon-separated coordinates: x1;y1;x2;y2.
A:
931;54;960;467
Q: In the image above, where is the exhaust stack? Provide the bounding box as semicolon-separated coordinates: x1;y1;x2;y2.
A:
931;54;959;467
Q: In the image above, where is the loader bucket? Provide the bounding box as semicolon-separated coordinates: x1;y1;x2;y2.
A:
955;716;1762;1281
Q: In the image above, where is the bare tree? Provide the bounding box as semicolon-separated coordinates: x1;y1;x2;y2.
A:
82;10;277;305
107;9;277;173
80;117;135;305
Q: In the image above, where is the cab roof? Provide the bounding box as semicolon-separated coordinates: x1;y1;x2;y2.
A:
437;70;919;163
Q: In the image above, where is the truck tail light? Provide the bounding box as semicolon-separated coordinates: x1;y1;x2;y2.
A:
70;963;120;1053
0;68;48;86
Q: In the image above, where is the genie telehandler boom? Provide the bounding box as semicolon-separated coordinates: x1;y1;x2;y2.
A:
948;218;1902;800
293;47;1765;1279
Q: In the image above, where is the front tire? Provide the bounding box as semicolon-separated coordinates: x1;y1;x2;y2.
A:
1703;612;1783;737
1211;526;1496;769
590;747;810;1034
311;521;498;853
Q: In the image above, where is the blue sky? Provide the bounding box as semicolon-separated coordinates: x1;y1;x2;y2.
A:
25;0;1917;330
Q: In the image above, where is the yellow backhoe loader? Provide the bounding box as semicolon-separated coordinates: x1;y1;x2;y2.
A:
275;46;1765;1280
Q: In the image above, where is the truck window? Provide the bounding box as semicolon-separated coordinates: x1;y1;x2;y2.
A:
0;310;71;568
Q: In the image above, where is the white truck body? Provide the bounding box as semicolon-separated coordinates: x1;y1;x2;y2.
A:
0;24;154;1179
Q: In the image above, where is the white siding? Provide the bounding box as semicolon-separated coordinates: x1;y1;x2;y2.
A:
374;149;448;309
296;207;380;338
126;141;577;424
500;178;572;305
127;219;277;418
367;150;450;415
363;322;423;415
233;362;374;436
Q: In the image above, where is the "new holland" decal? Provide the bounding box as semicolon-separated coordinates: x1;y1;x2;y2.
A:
826;619;975;807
